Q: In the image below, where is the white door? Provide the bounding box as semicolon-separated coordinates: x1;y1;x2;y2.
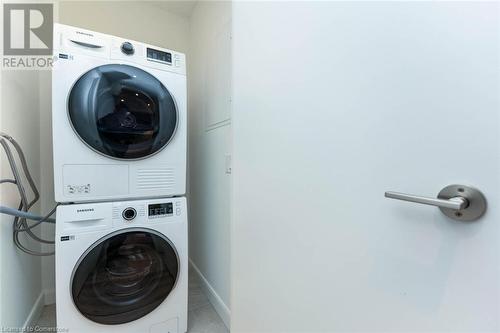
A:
231;2;499;332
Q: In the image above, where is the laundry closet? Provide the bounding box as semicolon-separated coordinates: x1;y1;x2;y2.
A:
1;1;231;332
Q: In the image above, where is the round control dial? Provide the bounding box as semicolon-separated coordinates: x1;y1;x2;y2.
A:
122;207;137;221
121;42;134;55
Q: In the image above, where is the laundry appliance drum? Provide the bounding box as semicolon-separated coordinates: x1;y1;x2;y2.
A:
70;229;179;325
68;64;177;159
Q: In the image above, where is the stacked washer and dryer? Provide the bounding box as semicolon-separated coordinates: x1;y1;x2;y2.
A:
52;24;188;333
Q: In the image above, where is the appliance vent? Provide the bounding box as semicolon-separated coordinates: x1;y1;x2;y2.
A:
136;168;175;191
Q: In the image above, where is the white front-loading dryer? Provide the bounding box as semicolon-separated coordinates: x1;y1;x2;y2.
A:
55;197;188;333
52;24;186;203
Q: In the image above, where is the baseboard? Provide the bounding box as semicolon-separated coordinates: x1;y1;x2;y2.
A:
189;259;231;329
44;288;55;305
22;291;45;329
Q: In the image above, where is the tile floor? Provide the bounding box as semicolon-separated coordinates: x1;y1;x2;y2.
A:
35;268;228;333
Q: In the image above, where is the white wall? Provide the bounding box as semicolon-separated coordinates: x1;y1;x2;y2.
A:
0;70;44;329
188;1;232;327
230;2;499;332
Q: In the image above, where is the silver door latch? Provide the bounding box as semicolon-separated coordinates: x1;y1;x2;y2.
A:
385;184;487;221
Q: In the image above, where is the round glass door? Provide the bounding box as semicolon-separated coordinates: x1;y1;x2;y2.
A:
68;64;177;159
71;229;179;325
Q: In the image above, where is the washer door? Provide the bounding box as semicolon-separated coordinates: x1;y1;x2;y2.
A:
68;64;177;159
71;229;179;325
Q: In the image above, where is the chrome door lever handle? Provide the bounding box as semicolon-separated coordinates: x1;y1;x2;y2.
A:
384;191;468;210
385;184;487;222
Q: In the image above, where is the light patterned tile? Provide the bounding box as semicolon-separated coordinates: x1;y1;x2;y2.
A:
35;304;56;328
188;304;229;333
189;285;210;311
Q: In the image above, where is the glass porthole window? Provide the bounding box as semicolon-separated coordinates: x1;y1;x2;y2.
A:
68;64;177;159
71;230;179;325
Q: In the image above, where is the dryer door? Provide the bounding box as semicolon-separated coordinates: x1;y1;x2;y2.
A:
68;64;177;159
71;229;179;325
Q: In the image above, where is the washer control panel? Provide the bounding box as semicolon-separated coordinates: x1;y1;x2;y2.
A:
148;202;173;218
112;199;183;225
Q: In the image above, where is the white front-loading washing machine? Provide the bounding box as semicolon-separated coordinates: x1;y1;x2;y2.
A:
55;197;188;333
52;24;186;203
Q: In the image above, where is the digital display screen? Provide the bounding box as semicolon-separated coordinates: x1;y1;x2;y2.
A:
148;203;173;217
147;48;172;63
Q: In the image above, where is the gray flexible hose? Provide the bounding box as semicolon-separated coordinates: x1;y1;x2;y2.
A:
1;136;55;244
0;205;56;223
0;133;56;256
1;138;53;250
14;204;57;231
1;132;40;206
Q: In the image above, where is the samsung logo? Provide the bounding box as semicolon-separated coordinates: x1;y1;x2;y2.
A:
77;208;94;213
76;31;93;37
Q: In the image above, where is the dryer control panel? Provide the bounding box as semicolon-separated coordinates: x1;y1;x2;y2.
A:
53;23;186;75
147;47;171;64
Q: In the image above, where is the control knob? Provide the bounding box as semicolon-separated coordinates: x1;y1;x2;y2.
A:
121;42;134;55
